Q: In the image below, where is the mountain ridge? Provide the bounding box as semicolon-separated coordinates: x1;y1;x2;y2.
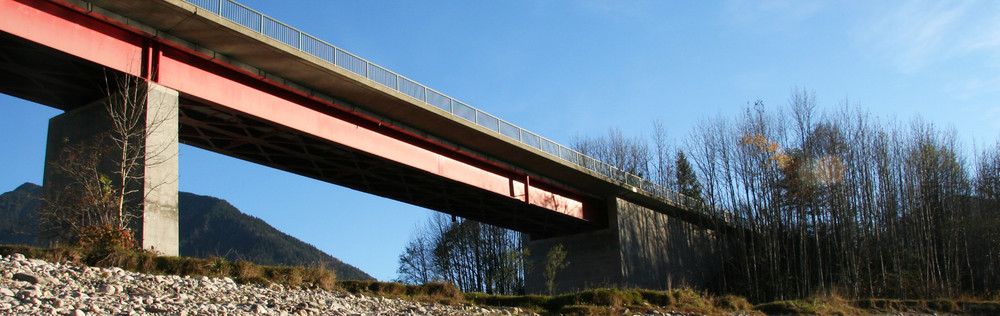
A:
0;182;374;281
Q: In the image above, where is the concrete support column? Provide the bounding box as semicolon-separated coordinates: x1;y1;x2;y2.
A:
524;198;623;294
140;82;179;256
42;81;179;256
525;197;721;294
524;226;623;294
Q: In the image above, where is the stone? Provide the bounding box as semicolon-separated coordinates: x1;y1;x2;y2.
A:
254;303;270;314
12;273;44;285
15;289;41;300
44;277;61;286
0;288;13;297
97;284;116;294
145;304;170;313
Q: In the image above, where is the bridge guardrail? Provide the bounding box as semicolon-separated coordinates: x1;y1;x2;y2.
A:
182;0;728;223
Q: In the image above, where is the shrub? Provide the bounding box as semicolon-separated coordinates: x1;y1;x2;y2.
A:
715;294;753;311
265;266;303;288
929;299;958;313
371;282;407;296
465;293;549;311
205;256;231;277
302;265;337;290
76;224;135;250
636;289;675;306
339;280;374;294
755;301;798;314
421;282;463;303
233;260;262;282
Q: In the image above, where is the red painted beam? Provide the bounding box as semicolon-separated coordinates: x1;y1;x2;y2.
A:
155;45;587;220
0;0;143;76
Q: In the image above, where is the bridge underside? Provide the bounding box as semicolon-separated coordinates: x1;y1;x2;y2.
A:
0;6;602;237
177;100;600;237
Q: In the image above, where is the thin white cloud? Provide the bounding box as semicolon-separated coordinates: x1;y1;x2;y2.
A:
854;1;1000;74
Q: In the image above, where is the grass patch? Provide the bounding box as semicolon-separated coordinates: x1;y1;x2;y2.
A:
465;288;742;315
337;280;463;304
756;293;864;315
757;295;1000;315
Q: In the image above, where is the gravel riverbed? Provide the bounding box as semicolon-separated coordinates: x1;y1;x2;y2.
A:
0;253;530;315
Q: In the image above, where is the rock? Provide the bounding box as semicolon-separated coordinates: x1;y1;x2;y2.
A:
44;277;62;285
12;273;44;285
145;304;170;313
72;309;86;316
15;289;42;300
0;288;13;297
254;304;270;314
97;284;116;295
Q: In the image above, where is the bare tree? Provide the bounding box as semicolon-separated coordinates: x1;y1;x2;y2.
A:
396;214;527;295
40;70;176;246
573;127;651;177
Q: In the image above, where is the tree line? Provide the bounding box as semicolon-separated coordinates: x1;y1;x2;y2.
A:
396;89;999;301
396;214;526;295
684;90;999;301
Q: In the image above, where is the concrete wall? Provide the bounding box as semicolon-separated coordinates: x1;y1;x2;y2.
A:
616;198;720;290
42;81;178;256
525;197;722;294
524;226;623;294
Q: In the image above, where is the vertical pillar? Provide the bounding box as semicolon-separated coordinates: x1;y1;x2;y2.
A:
524;198;623;294
140;82;179;256
524;197;721;294
42;81;179;256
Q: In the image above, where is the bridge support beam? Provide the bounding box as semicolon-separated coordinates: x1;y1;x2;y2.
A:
42;81;179;256
525;197;722;294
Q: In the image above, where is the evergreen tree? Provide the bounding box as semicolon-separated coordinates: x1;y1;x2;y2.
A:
675;150;703;202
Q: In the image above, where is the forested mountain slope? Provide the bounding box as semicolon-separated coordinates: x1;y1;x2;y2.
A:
0;183;373;281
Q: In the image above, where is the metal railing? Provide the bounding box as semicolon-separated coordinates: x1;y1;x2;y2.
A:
182;0;715;219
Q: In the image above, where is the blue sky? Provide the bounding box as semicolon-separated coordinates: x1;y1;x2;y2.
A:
2;0;998;282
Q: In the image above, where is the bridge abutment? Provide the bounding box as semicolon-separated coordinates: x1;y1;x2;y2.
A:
42;81;179;256
525;197;722;294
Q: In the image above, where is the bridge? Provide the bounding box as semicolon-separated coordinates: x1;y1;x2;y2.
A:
1;0;732;292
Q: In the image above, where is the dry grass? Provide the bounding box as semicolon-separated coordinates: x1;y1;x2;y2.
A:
756;293;864;315
466;288;752;315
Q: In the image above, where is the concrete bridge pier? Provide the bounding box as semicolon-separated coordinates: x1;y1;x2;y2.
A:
525;197;722;294
42;80;179;256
